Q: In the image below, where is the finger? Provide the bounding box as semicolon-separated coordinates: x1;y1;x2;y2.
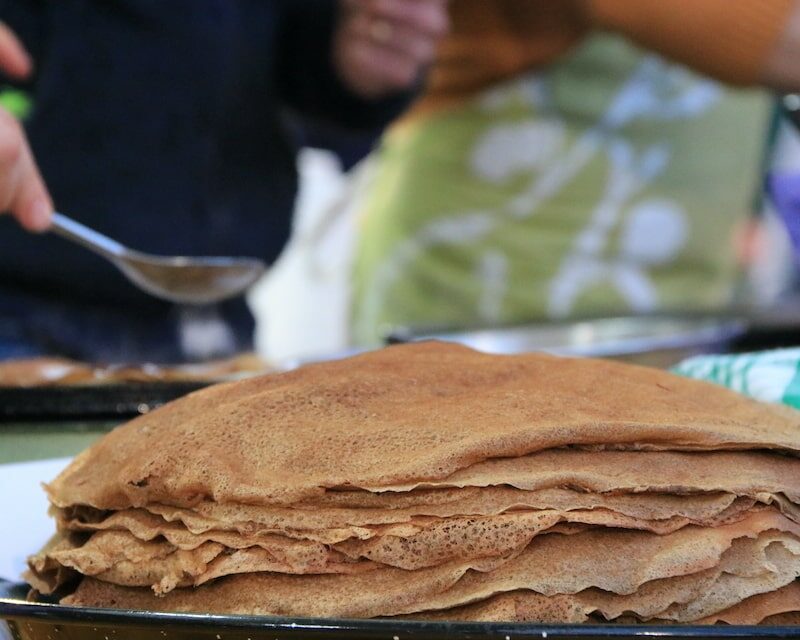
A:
343;38;421;95
358;0;449;39
347;11;438;65
0;22;32;79
0;112;52;231
10;150;53;232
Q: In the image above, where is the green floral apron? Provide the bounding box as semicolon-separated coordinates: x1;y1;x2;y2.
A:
352;35;770;344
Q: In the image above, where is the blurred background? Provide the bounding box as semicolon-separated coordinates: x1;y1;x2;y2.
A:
1;0;800;370
1;0;800;457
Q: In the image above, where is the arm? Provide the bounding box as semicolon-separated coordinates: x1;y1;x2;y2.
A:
585;0;800;90
276;0;447;131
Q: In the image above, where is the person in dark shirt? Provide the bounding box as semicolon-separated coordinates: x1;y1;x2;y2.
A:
0;0;447;362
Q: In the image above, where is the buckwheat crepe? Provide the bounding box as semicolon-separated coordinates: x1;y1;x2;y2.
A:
32;497;778;594
45;343;800;511
60;513;800;620
407;539;800;623
53;489;772;543
360;449;800;501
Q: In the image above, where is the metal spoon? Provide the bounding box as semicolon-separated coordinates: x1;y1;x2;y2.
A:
50;212;267;304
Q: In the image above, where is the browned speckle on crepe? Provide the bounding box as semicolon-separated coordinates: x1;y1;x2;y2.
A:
44;342;800;511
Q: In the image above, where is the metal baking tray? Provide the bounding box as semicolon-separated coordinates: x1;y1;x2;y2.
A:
0;381;209;421
386;315;747;369
1;582;798;640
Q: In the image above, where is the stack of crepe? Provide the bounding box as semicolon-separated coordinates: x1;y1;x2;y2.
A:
0;352;268;387
27;342;800;624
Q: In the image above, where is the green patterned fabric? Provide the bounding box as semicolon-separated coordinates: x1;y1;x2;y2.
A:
674;349;800;410
352;36;770;344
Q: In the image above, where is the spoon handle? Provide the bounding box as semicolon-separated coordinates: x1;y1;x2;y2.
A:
50;212;127;260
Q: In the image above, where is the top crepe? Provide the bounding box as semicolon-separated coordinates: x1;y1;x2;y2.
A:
46;342;800;510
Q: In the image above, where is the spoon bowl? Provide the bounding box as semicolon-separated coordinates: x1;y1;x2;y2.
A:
50;213;266;305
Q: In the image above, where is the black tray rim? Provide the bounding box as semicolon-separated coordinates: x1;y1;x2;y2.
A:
0;381;211;421
2;584;798;639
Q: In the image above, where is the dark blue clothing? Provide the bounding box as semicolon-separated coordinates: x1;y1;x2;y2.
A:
0;0;404;362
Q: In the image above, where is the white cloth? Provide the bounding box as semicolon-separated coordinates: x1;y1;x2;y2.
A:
0;457;71;582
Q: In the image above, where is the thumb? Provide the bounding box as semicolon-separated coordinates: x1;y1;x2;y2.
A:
0;112;54;232
12;156;53;232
